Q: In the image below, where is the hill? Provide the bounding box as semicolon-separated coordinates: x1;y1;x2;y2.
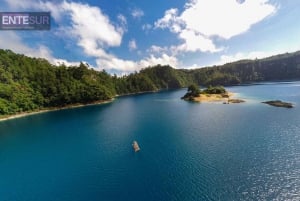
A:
192;51;300;85
1;49;300;116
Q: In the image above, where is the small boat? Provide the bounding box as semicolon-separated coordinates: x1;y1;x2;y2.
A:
132;140;140;152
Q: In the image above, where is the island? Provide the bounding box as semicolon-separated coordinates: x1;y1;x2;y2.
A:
262;100;293;108
181;84;245;103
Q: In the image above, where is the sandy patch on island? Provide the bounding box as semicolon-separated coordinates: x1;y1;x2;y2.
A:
193;92;234;102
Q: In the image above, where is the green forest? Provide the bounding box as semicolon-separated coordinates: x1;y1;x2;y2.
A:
1;49;300;116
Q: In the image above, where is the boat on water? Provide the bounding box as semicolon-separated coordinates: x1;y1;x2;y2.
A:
132;140;140;152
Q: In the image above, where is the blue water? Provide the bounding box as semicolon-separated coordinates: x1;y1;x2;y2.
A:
0;82;300;201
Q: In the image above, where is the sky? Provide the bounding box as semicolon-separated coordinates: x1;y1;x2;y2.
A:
0;0;300;74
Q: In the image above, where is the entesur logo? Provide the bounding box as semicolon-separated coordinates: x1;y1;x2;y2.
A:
0;12;51;30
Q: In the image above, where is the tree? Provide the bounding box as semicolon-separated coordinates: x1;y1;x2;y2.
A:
187;84;201;97
202;85;226;94
181;84;201;100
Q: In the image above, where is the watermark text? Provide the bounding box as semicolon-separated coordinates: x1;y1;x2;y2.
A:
0;12;51;30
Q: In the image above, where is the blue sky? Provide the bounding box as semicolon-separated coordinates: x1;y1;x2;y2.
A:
1;0;300;74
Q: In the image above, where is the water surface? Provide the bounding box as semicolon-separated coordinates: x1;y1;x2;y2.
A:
0;82;300;201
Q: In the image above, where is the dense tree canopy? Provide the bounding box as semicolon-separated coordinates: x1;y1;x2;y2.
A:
202;86;226;94
1;49;300;116
181;84;201;100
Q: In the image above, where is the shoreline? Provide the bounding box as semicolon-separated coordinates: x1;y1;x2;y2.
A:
0;89;159;122
0;89;244;122
115;90;158;97
189;92;245;103
0;99;114;122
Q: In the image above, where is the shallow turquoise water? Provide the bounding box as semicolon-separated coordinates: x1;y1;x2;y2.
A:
0;82;300;201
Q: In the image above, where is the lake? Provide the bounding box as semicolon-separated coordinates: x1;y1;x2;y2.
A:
0;82;300;201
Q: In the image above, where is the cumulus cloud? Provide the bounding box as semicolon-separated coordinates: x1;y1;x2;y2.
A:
96;53;178;72
4;1;124;67
5;0;124;58
128;39;137;51
0;32;80;66
180;0;276;39
154;8;219;53
139;54;179;68
3;0;178;73
155;0;276;53
96;57;137;72
177;29;221;52
155;8;182;33
95;53;178;74
61;1;123;57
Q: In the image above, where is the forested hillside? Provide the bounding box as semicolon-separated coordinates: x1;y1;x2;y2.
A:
0;50;115;115
192;51;300;85
1;49;300;116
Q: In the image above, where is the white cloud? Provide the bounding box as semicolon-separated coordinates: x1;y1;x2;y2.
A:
0;32;56;61
4;0;65;21
0;32;80;66
0;32;41;57
3;0;178;73
52;58;82;67
182;64;206;69
155;0;276;54
219;51;276;65
140;54;179;68
180;0;276;39
155;8;182;33
154;8;219;53
96;57;137;72
61;2;123;56
128;39;137;51
96;53;178;72
131;8;144;19
177;29;221;52
6;0;124;58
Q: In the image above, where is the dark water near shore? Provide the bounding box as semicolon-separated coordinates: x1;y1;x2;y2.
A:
0;82;300;201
